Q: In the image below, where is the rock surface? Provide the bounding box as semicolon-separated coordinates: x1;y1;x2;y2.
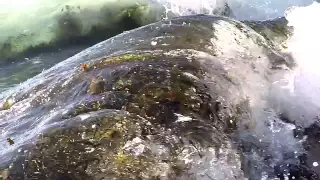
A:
0;15;304;180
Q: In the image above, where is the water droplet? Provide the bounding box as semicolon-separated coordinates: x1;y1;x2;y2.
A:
313;162;319;167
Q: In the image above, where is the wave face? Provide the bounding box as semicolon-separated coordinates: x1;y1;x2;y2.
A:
284;2;320;127
0;0;165;63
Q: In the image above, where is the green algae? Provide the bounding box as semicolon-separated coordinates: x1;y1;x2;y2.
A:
2;100;11;110
88;76;105;95
66;92;132;118
112;150;155;179
5;54;238;178
2;97;14;110
6;113;189;179
107;53;156;65
104;53;156;65
82;53;157;73
111;58;218;128
70;56;213;124
0;14;298;180
3;49;249;179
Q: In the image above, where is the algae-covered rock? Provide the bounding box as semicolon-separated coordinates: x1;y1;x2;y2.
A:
9;110;213;179
7;113;163;179
0;15;295;179
88;76;106;95
5;65;233;179
243;17;292;50
4;51;242;179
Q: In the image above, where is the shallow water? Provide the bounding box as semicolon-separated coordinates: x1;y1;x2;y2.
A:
0;46;86;93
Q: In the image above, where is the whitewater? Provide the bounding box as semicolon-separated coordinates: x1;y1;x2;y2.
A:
0;0;320;179
158;1;320;178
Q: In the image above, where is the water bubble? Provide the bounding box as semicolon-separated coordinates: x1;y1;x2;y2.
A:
313;162;319;167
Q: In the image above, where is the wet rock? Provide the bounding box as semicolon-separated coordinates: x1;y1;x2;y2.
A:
301;122;320;176
247;113;320;180
88;76;106;95
4;53;243;179
243;17;292;50
274;163;319;180
0;15;294;179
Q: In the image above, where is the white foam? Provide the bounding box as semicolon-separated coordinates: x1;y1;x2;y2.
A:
157;0;223;18
284;2;320;126
158;0;312;20
286;2;320;73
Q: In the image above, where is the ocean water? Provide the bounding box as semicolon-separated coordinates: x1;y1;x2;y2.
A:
157;0;313;20
0;0;320;179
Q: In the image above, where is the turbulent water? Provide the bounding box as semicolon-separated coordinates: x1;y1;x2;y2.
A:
0;0;320;180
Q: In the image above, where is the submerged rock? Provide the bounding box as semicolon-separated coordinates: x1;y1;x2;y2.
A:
0;15;299;179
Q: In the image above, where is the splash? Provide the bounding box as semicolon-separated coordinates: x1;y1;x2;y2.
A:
286;2;320;73
158;0;312;20
156;0;226;18
282;2;320;127
239;2;320;177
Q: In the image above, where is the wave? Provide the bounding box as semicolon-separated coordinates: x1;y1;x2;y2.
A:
0;0;240;65
0;0;307;64
0;0;165;63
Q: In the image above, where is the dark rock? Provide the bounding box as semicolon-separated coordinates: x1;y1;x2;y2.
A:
302;122;320;176
0;15;296;179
